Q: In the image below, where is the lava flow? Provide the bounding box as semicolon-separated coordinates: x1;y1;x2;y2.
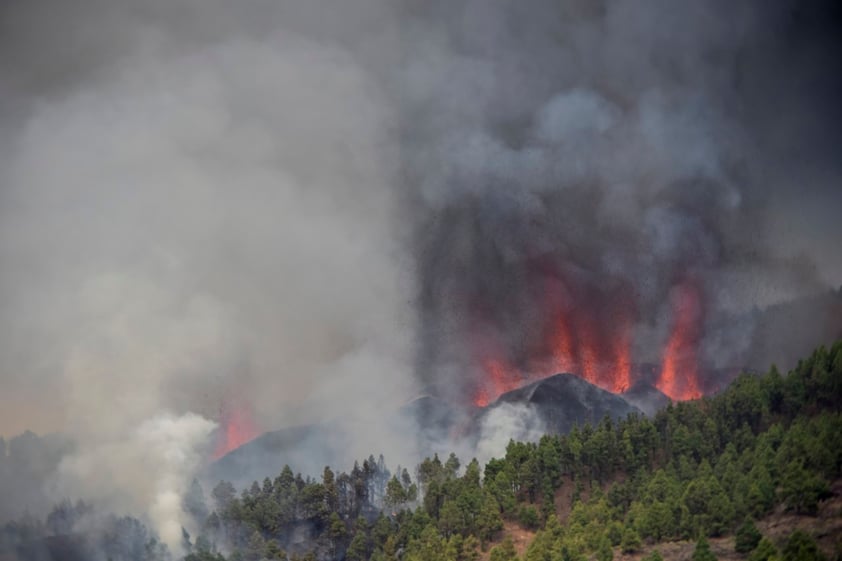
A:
212;398;259;460
656;279;703;401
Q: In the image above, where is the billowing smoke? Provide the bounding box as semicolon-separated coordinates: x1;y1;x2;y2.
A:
56;413;215;553
407;0;842;403
475;403;546;466
0;0;414;541
0;0;840;546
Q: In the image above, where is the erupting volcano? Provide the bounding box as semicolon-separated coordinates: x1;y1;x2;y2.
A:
469;268;706;406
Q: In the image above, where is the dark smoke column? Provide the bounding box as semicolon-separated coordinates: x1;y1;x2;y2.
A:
400;0;842;405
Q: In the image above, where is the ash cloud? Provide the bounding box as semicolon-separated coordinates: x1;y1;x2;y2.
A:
0;0;840;548
0;0;413;546
406;0;842;399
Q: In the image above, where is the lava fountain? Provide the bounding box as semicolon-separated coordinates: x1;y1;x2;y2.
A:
469;268;705;405
470;269;641;405
656;278;704;401
212;397;259;459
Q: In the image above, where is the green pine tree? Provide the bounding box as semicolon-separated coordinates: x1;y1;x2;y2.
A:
782;530;826;561
693;536;717;561
735;518;762;554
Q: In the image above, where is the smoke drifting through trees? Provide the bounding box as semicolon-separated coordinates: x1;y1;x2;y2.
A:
0;0;840;552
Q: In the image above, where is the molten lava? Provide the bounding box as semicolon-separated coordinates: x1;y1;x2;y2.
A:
542;276;635;395
611;320;633;393
471;320;636;406
212;398;259;460
656;280;703;401
473;358;522;407
546;310;633;394
550;315;576;374
469;267;707;405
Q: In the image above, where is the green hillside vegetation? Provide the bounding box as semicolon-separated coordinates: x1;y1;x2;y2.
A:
182;340;842;561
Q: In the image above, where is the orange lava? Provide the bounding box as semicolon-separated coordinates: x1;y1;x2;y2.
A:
577;315;600;385
609;317;632;393
212;399;259;460
472;302;636;405
544;281;635;395
473;358;522;407
469;270;708;406
551;315;576;374
656;280;703;401
609;329;631;393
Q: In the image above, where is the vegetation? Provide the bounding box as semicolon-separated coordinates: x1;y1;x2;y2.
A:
734;517;762;554
174;340;842;560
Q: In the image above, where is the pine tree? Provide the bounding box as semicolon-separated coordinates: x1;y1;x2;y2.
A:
244;530;266;561
782;530;826;561
749;538;779;561
735;518;762;554
620;527;642;554
489;536;518;561
346;527;369;561
692;536;717;561
461;535;481;561
642;550;664;561
476;492;503;545
385;475;407;509
596;536;614;561
212;480;237;511
328;511;347;558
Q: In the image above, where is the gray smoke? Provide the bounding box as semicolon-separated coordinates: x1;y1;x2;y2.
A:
405;0;842;399
0;0;413;545
0;0;840;544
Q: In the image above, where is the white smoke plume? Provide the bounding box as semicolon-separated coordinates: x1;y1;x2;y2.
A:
475;403;546;467
57;413;216;553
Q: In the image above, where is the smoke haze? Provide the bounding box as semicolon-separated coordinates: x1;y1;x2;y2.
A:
0;0;841;548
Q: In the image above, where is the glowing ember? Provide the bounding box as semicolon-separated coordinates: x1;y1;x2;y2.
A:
212;398;259;459
656;279;703;401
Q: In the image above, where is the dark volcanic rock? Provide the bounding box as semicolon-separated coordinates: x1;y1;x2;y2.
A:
621;381;671;416
479;373;642;435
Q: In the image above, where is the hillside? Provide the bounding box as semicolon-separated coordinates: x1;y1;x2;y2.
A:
3;341;841;561
180;340;842;561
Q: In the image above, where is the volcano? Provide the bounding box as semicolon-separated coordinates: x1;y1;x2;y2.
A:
208;370;656;484
472;373;643;436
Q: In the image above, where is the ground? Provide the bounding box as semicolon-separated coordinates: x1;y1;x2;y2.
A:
479;520;537;561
